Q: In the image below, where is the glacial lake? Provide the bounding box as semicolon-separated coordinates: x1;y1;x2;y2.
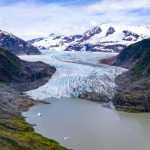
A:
22;98;150;150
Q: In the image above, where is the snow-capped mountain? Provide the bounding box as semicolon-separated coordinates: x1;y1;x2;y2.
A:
28;24;150;52
0;30;40;55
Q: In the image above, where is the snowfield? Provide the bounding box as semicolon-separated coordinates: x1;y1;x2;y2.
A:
20;51;127;100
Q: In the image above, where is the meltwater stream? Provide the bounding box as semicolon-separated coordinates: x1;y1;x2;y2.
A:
23;98;150;150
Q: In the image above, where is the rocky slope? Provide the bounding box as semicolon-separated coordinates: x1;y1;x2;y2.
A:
0;30;40;55
29;24;150;52
113;39;150;112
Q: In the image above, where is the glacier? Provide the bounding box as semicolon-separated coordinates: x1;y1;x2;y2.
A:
20;51;127;100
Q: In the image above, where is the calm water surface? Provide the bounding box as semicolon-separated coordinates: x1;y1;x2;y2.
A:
22;98;150;150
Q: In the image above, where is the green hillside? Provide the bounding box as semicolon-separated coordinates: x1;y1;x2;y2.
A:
117;38;150;63
0;47;22;82
114;39;150;112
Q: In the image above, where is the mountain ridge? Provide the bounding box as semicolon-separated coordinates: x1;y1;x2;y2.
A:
0;30;41;55
29;24;150;52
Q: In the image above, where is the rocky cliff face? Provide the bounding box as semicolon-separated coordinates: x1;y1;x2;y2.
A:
113;39;150;112
0;30;41;55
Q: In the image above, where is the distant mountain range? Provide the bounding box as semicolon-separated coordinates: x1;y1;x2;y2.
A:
28;24;150;52
0;30;40;55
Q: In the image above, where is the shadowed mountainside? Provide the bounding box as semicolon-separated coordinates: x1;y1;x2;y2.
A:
0;47;55;82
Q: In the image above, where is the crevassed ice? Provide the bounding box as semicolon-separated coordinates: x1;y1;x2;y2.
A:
20;51;127;100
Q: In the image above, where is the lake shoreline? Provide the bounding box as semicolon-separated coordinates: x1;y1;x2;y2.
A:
0;75;68;149
23;97;150;150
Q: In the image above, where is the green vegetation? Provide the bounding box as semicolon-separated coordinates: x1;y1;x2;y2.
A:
142;78;150;87
117;38;150;77
118;38;150;62
0;105;68;150
0;47;22;81
114;39;150;112
0;81;9;87
134;64;143;77
134;48;150;77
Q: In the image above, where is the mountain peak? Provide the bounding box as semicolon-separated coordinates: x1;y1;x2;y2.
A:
29;24;150;52
0;29;41;55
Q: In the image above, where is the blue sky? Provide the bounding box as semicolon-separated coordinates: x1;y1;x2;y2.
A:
2;0;100;5
0;0;149;40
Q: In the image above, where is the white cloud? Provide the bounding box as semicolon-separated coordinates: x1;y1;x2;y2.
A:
0;18;6;27
86;0;150;13
0;18;3;26
0;0;149;40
